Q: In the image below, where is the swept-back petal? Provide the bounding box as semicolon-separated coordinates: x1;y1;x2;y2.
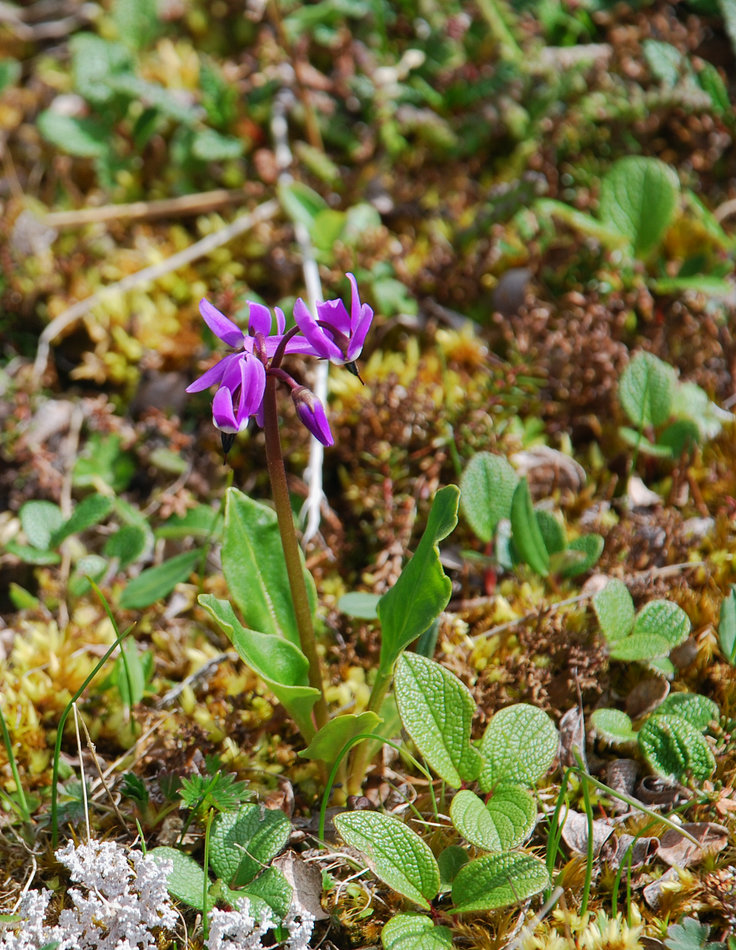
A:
317;298;351;336
235;355;266;424
294;298;341;361
200;299;244;347
186;353;239;393
212;386;239;432
247;301;273;338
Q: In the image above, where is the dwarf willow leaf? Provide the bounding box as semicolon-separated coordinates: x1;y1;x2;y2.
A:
656;693;719;730
381;913;453;950
479;704;558;791
50;494;114;547
152;847;214;912
119;549;203;609
510;478;549;576
218;866;292;919
223;488;316;647
450;786;535;852
608;633;672;662
20;500;63;551
633;599;690;648
199;595;319;740
590;708;638;745
103;524;147;568
560;534;604;578
437;846;468;890
395;653;481;786
639;715;716;781
378;486;459;672
459;452;518;543
594;579;635;643
719;587;736;665
210;803;290;888
300;711;382;764
334;812;440;909
450;852;549;913
599;156;679;258
620;351;676;429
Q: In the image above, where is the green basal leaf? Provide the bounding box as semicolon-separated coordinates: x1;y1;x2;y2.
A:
300;712;382;764
450;786;536;852
378;486;459;672
639;714;716;781
103;524;147;568
618;426;673;458
633;599;691;648
619;351;676;430
381;913;453;950
479;704;558;791
4;542;61;566
450;852;549;913
655;693;719;730
223;488;316;647
657;420;701;457
20;500;63;551
590;708;638;745
719;587;736;665
210;803;291;887
608;633;673;662
535;510;566;556
510;478;549;576
337;591;381;620
119;549;203;609
151;846;214;913
50;494;114;547
558;534;604;578
218;866;292;919
599;156;680;258
156;505;222;540
199;595;319;740
334;811;440;909
459;452;518;543
37;112;111;158
395;653;481;787
437;846;468;890
593;579;635;643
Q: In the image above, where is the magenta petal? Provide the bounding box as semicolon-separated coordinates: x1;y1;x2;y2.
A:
247;302;272;338
200;299;244;347
212;386;239;431
186;353;239;392
295;298;341;361
346;303;373;361
275;306;286;335
317;298;351;336
235;356;266;424
294;389;334;446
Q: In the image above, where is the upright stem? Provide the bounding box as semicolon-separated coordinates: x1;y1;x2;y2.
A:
262;375;329;732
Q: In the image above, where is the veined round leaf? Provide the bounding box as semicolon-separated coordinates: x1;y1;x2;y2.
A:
619;351;676;429
151;846;213;912
451;852;549;913
382;913;453;950
300;711;382;764
559;534;604;578
599;156;680;258
633;599;690;649
593;579;635;643
210;803;290;888
450;786;536;852
459;452;518;543
655;693;719;731
395;653;481;787
639;715;716;782
20;500;63;551
590;708;638;745
479;704;558;791
608;633;672;662
334;811;439;909
50;493;114;546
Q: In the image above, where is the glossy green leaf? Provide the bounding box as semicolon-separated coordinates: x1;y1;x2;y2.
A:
50;494;114;546
655;693;719;730
479;704;558;791
395;653;481;787
210;803;290;887
594;579;635;643
639;715;716;781
599;156;680;258
437;846;468;890
590;708;638;745
378;486;459;672
459;452;518;543
718;587;736;665
20;500;63;551
381;913;453;950
300;711;382;764
223;488;316;646
450;786;535;852
620;351;676;429
119;549;202;609
633;599;690;648
151;846;213;912
199;595;319;740
334;811;440;909
510;479;549;576
451;852;549;913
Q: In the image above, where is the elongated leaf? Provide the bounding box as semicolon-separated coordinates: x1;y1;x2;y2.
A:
334;812;439;909
382;913;453;950
395;653;481;786
590;708;638;745
479;704;558;791
599;156;679;258
535;510;566;556
459;453;518;543
450;786;535;852
510;479;549;576
300;712;382;764
20;500;63;551
120;549;203;609
593;579;635;643
639;715;716;781
378;486;459;671
655;694;719;731
151;846;214;912
719;587;736;665
619;351;676;429
608;633;672;662
223;488;315;646
156;505;222;540
633;599;690;648
50;494;114;546
210;803;290;887
199;595;319;740
451;852;549;913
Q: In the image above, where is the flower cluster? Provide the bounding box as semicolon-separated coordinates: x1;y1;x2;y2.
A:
186;274;373;451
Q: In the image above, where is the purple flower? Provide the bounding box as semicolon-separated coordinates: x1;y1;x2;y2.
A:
292;386;334;446
293;273;373;366
211;353;266;433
